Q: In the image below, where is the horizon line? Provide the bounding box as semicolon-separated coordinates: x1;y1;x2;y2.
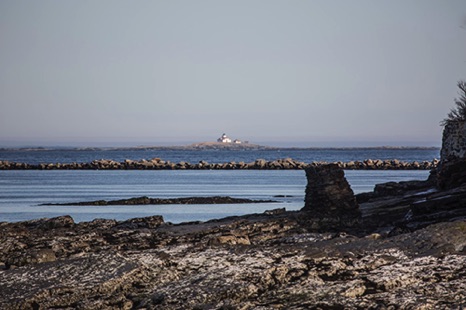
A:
0;143;441;151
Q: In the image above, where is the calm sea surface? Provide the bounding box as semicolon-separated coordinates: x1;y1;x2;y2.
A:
0;149;436;223
0;148;439;164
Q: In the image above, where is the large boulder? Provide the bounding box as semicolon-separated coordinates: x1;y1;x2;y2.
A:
302;164;361;230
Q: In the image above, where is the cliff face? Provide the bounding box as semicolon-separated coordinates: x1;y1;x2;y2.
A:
440;121;466;160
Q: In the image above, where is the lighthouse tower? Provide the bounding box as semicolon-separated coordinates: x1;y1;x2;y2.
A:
217;133;232;143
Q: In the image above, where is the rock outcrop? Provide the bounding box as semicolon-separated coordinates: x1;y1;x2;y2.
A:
351;160;466;232
436;157;466;190
440;121;466;160
302;164;361;230
1;211;466;309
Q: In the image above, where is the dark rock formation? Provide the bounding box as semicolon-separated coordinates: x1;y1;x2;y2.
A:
356;161;466;232
304;164;359;211
436;158;466;190
302;164;361;230
41;196;277;206
437;118;466;188
440;121;466;160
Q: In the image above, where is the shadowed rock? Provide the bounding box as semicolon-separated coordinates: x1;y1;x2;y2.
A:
301;164;361;230
437;158;466;190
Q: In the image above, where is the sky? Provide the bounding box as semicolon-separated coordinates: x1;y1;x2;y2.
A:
1;1;466;147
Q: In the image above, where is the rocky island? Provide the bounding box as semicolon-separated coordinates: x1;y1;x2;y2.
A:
1;87;466;309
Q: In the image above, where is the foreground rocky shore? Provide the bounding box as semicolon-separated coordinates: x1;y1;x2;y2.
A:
1;157;466;309
0;157;438;170
1;214;465;309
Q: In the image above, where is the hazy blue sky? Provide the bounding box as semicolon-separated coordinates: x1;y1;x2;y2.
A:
1;1;465;147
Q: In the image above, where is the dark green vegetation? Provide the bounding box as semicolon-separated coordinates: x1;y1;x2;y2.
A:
441;80;466;125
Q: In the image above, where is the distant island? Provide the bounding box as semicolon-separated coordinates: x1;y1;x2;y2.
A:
143;133;271;150
0;144;440;152
0;132;441;151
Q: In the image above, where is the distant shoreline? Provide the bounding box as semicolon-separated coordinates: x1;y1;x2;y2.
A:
0;142;440;152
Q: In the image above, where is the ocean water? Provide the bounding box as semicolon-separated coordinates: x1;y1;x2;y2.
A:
0;169;430;223
0;148;437;223
0;148;439;164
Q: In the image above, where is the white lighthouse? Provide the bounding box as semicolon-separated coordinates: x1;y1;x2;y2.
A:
217;133;232;143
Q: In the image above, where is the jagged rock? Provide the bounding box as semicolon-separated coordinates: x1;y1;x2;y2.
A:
208;234;251;246
1;214;466;309
440;121;466;160
303;164;359;212
24;215;75;230
117;215;165;229
302;164;361;229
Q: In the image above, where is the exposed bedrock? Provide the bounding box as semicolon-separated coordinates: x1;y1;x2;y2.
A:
357;161;466;231
440;121;466;160
1;213;466;309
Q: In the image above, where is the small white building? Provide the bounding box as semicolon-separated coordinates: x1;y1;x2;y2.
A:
233;139;242;144
217;133;232;143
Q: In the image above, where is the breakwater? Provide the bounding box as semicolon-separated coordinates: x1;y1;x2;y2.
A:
0;158;439;170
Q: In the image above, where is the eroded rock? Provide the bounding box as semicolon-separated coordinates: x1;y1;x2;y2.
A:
302;164;361;230
1;216;466;309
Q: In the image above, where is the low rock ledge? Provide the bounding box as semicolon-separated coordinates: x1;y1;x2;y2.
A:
40;196;278;206
0;158;439;170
